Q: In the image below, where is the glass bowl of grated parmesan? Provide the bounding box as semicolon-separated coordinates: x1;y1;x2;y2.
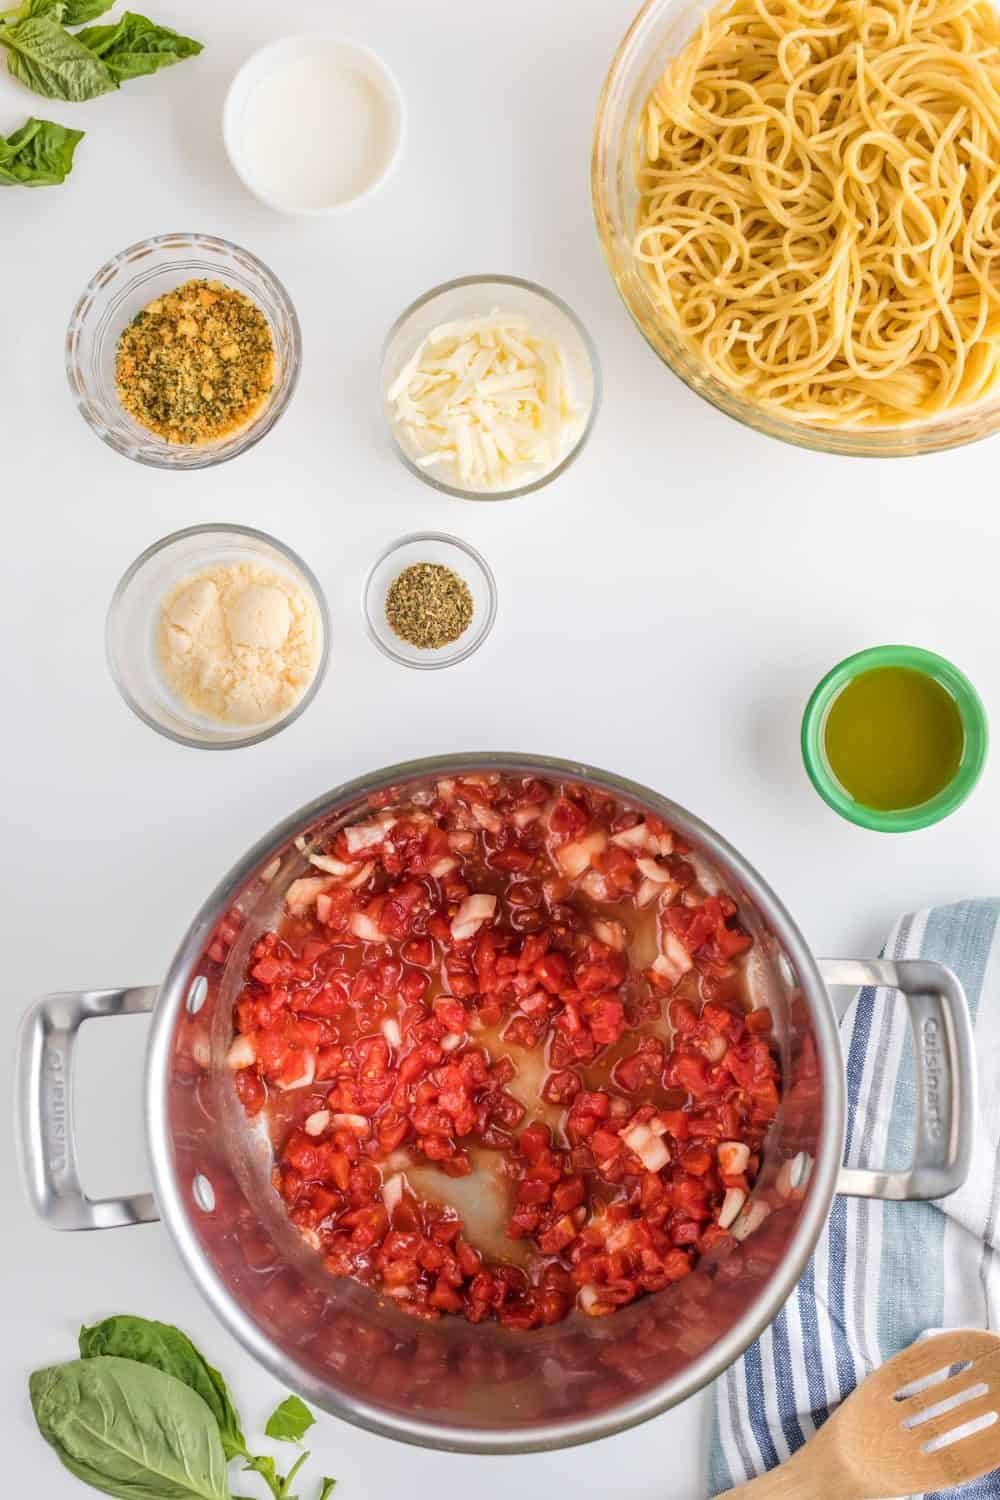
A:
106;524;330;749
380;275;601;500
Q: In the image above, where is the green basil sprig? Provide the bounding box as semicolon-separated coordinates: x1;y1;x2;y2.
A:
0;3;201;101
30;1315;335;1500
0;113;82;182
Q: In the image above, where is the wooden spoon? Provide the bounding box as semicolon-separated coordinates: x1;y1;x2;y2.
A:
721;1329;1000;1499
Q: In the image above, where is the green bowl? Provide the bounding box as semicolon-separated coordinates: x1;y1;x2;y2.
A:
801;645;988;832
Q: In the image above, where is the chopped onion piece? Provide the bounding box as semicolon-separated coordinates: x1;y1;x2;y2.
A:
304;1110;331;1137
307;852;354;876
653;932;693;988
611;822;673;857
622;1122;653;1155
718;1186;747;1229
331;1112;370;1135
226;1035;256;1070
349;908;385;942
471;803;503;834
636;857;673;883
429;856;460;878
381;1017;402;1049
451;893;497;942
555;829;608;879
441;1033;464;1052
777;1152;812;1198
592;917;626;951
382;1173;405;1214
577;1284;603;1314
345;816;396;853
731;1200;771;1242
718;1141;751;1175
286;875;335;914
637;1137;670;1172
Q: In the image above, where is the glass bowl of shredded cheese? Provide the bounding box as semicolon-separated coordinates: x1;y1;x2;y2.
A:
67;233;301;470
380;275;601;500
107;524;330;748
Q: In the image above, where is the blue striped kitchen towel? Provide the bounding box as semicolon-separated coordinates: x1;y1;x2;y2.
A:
709;899;1000;1498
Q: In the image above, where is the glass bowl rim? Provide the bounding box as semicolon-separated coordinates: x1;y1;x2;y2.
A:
800;644;989;831
362;529;498;669
591;0;1000;459
106;522;331;750
66;231;303;472
379;273;603;500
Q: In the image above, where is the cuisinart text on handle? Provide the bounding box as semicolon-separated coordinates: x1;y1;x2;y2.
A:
44;1045;68;1174
921;1015;945;1142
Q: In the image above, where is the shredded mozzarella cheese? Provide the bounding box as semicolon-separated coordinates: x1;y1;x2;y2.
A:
386;312;583;490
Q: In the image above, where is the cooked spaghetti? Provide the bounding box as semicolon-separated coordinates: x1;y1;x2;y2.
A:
634;0;1000;427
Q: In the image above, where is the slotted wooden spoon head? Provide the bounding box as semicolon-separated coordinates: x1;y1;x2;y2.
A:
724;1330;1000;1500
838;1329;1000;1495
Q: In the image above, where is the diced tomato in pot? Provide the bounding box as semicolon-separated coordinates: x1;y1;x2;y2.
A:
230;774;779;1329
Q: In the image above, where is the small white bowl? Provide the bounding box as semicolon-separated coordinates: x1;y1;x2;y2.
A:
223;34;404;216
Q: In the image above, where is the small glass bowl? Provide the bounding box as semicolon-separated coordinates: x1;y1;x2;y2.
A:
107;524;330;749
801;644;988;832
363;533;497;669
66;233;301;470
380;275;601;500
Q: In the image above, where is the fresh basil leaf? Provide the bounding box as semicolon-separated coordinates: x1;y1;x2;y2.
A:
79;1315;248;1463
318;1480;336;1500
265;1395;316;1445
76;10;201;82
0;2;111;30
30;1356;230;1500
61;0;114;20
2;14;115;98
0;114;82;183
0;0;65;21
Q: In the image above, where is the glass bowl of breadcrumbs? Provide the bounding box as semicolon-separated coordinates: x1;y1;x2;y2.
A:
66;233;301;470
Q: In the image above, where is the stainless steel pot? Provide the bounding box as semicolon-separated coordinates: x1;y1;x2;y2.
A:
16;754;976;1454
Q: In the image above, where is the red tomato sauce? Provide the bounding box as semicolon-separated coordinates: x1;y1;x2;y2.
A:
230;774;780;1329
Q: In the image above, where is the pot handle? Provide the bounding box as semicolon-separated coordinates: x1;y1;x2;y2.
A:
818;958;975;1202
16;988;161;1230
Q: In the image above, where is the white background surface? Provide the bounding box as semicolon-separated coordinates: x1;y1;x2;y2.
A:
3;0;1000;1494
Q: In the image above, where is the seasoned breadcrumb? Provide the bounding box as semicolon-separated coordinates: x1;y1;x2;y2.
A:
116;279;275;444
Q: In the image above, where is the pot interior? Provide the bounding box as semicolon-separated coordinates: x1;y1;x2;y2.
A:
154;758;838;1450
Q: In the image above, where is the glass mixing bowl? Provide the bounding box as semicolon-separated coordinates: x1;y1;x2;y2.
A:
592;0;1000;457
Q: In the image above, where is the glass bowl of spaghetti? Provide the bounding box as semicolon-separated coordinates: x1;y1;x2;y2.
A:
593;0;1000;456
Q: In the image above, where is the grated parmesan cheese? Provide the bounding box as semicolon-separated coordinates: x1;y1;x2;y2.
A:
386;312;583;491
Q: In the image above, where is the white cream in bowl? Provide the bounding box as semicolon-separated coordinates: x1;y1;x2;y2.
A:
224;36;404;215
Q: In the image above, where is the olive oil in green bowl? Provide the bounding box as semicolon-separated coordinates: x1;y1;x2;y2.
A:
801;646;987;832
